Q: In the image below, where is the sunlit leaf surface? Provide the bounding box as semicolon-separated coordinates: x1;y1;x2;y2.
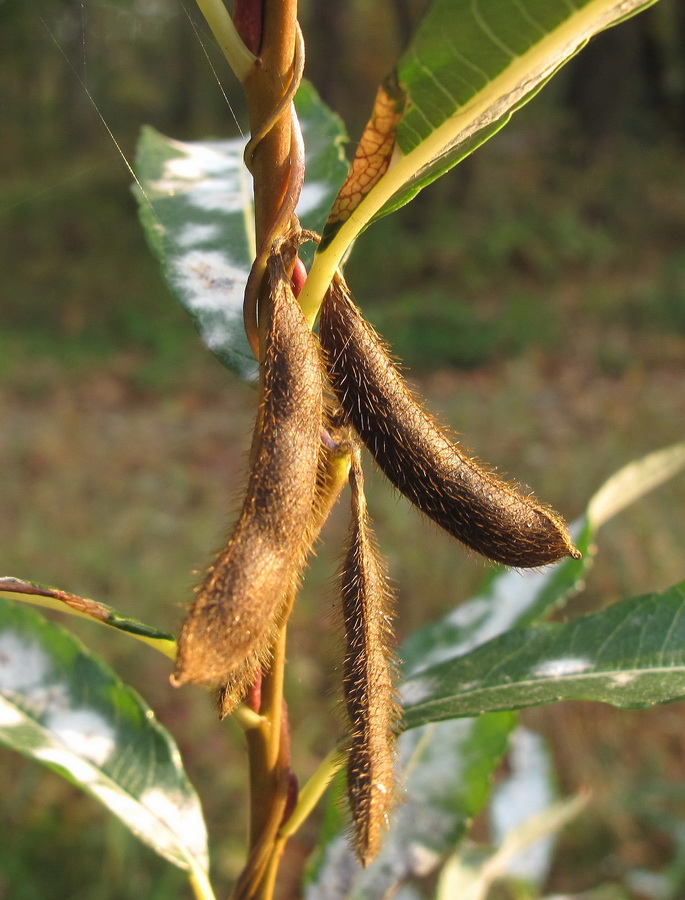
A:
133;80;348;380
402;582;685;730
303;0;660;314
0;598;207;874
379;0;660;222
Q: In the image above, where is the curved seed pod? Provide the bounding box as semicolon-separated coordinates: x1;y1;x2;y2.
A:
173;250;324;692
216;433;354;717
341;449;398;866
319;278;580;568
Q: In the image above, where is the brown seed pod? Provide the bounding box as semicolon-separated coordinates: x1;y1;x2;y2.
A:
319;278;580;568
341;449;399;866
172;250;324;694
216;432;354;718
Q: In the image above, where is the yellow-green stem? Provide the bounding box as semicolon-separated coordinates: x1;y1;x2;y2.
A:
232;704;267;732
262;627;288;771
279;747;344;840
188;863;217;900
194;0;256;81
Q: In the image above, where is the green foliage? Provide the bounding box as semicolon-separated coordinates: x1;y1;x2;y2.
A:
0;597;208;877
133;81;348;382
402;582;685;729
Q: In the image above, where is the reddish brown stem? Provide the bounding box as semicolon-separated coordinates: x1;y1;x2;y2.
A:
242;24;305;358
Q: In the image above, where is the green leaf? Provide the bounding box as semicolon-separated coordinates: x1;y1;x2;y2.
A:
375;0;661;223
132;80;348;379
0;597;207;877
304;712;517;900
133;124;256;380
401;581;685;730
0;577;176;660
301;0;660;318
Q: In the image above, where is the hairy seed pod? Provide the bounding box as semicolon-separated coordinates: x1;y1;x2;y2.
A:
216;432;354;718
341;449;398;866
215;652;264;718
172;251;324;693
319;278;580;568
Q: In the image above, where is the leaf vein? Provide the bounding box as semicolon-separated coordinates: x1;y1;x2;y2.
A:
471;0;519;60
444;38;490;88
511;0;547;37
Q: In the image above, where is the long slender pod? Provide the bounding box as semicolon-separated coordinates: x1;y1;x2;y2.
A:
319;277;579;568
341;448;399;866
173;245;324;692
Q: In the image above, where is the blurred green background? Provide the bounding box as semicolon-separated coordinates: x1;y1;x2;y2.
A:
2;1;685;897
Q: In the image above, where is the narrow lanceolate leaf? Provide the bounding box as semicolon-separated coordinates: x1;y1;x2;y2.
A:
0;597;208;876
401;581;685;730
377;0;661;224
0;577;176;660
301;0;660;315
133;80;347;379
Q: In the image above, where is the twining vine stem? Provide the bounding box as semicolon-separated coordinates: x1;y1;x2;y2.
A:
241;23;305;357
223;2;310;897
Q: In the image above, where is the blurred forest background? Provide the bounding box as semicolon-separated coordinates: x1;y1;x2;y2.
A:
2;1;685;897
